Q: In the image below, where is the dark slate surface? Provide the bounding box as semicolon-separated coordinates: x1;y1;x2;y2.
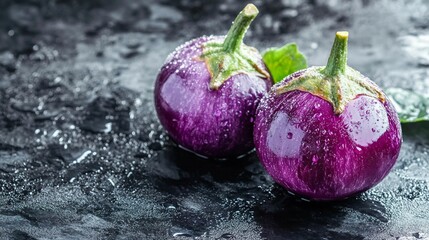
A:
0;0;428;239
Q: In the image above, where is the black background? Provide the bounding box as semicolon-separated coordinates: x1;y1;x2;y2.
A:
0;0;428;239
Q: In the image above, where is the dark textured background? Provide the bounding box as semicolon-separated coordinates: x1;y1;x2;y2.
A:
0;0;428;239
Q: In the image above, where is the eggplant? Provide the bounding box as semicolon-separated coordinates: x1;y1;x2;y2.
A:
254;32;402;200
154;4;272;158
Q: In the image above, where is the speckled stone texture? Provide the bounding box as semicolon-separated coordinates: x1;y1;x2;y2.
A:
0;0;428;239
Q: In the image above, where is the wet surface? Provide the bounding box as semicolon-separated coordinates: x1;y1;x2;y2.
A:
0;0;428;239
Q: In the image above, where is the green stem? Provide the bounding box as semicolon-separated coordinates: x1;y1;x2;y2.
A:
323;31;349;76
222;4;258;52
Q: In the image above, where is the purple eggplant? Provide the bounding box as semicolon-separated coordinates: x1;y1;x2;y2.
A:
154;4;272;158
254;32;402;201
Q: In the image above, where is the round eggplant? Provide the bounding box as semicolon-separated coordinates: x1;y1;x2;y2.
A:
254;32;402;200
155;4;272;158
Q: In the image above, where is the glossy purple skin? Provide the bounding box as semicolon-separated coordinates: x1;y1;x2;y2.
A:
154;36;272;158
254;71;402;200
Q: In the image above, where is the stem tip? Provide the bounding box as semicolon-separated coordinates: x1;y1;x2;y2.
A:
243;4;259;16
222;3;259;52
323;31;349;76
336;31;349;39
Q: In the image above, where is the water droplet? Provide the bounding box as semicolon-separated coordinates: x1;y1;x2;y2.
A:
312;155;318;164
310;42;318;49
323;144;329;152
314;103;320;109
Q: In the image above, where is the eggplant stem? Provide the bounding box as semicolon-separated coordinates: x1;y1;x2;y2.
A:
222;4;258;52
323;31;348;76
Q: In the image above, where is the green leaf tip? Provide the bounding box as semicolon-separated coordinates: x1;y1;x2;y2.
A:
386;88;429;123
262;42;308;84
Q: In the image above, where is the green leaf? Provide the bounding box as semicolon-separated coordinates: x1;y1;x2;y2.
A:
385;88;429;123
262;43;308;84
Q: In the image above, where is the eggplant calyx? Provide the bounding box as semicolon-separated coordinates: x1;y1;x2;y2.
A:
276;32;385;114
200;4;270;90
